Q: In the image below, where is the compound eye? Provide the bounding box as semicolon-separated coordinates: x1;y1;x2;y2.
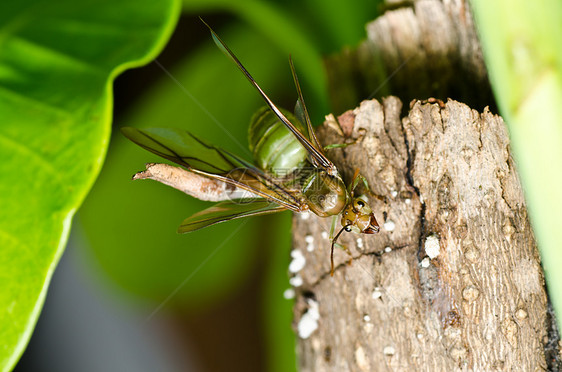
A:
356;199;365;208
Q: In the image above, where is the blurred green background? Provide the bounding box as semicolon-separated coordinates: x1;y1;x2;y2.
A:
5;0;562;371
4;1;381;371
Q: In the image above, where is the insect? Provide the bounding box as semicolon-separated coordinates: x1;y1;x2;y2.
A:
122;21;380;275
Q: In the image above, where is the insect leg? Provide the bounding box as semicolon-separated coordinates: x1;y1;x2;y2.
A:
348;168;373;196
329;215;338;240
330;222;354;276
331;241;354;276
323;139;360;151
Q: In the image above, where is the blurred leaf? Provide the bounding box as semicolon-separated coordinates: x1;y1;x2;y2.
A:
183;0;328;120
0;0;179;370
79;25;290;309
182;0;381;120
292;0;381;49
262;213;297;372
470;1;562;319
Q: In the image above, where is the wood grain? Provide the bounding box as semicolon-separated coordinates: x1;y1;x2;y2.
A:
325;0;494;115
291;98;552;371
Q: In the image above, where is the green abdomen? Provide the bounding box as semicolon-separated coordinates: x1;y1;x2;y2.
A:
248;106;308;177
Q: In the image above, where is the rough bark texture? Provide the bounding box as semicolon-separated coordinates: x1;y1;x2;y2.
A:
325;0;494;115
291;98;556;371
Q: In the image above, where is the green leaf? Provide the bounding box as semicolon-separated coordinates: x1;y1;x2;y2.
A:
470;0;562;321
0;0;179;370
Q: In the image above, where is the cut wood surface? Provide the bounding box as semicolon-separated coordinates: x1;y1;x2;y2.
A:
291;97;556;371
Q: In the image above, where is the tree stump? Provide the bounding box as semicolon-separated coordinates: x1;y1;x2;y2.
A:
291;97;555;371
325;0;494;114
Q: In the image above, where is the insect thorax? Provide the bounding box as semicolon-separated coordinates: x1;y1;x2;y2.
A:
301;170;348;217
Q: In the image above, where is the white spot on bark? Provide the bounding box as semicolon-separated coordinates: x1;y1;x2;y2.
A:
425;235;440;259
355;346;370;370
321;231;329;240
305;235;314;252
298;299;319;339
289;249;306;273
363;314;371;322
300;211;310;220
283;288;295;300
383;346;395;356
516;308;528;320
421;257;430;268
384;220;395;231
384;246;392;253
372;287;383;299
405;198;411;204
391;190;398;197
289;275;303;287
356;237;364;248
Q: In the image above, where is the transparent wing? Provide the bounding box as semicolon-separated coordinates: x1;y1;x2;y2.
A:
201;19;336;174
122;127;303;211
121;126;245;173
178;200;286;233
289;56;325;158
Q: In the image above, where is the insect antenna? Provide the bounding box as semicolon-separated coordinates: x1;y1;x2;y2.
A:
330;224;352;276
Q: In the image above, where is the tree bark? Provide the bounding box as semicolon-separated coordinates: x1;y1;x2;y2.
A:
291;97;557;371
325;0;494;115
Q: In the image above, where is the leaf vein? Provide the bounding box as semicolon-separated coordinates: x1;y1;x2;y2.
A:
0;132;67;189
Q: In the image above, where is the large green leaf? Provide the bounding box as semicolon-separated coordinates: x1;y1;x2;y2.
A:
470;1;562;321
0;0;179;370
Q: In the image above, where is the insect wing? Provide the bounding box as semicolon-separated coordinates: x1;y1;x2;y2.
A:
121;126;243;174
122;127;303;211
178;199;286;233
201;19;335;173
289;57;325;157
